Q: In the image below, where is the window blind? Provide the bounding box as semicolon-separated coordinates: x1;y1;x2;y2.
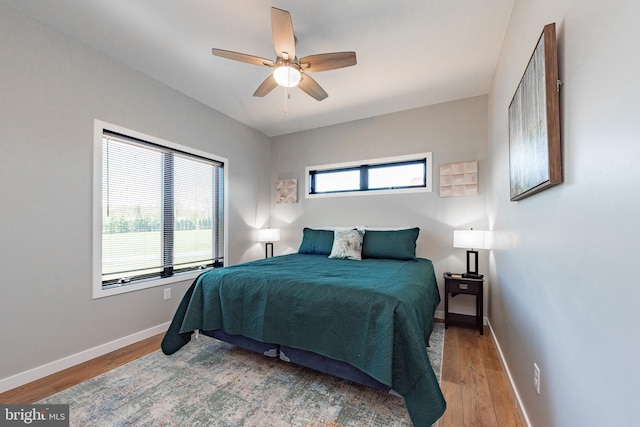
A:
101;131;223;288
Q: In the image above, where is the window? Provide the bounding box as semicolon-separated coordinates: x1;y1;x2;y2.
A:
93;121;227;298
306;152;432;198
314;169;360;193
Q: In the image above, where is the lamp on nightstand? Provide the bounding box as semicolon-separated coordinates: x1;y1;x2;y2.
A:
258;228;280;258
453;229;489;278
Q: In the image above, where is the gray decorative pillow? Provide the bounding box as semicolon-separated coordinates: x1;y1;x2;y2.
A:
328;229;364;260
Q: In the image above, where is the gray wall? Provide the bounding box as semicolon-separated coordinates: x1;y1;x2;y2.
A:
487;0;640;425
0;5;270;382
6;3;636;424
271;96;490;317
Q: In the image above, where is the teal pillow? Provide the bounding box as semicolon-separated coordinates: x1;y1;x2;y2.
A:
298;228;335;255
362;228;419;260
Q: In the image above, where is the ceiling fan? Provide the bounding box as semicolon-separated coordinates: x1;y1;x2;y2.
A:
212;7;357;101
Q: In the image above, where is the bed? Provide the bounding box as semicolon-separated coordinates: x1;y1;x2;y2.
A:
162;227;446;426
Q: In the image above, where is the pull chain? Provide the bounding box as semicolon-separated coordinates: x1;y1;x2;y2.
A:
284;86;288;114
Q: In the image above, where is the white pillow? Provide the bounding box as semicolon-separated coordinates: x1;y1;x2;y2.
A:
328;229;364;260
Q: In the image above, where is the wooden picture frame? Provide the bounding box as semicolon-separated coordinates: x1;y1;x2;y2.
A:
508;23;562;201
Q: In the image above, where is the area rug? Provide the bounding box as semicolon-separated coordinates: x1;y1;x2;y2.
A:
39;323;444;427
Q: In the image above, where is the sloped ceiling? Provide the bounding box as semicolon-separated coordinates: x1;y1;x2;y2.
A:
1;0;514;136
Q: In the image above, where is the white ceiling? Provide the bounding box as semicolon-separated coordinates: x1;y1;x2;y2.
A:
2;0;514;137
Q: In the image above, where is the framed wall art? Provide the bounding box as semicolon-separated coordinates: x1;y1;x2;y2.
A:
508;23;562;201
276;178;298;204
440;161;478;197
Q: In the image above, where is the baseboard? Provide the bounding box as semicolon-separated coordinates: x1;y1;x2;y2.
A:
486;319;532;427
0;322;170;394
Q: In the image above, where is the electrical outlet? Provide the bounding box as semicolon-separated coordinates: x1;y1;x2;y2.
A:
533;363;541;394
163;288;171;300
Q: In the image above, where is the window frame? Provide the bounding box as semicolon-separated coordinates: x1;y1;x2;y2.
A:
305;152;433;198
92;120;229;299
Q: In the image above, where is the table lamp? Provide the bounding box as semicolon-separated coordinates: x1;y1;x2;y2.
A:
258;228;280;258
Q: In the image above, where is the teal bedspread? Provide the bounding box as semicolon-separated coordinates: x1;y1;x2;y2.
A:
162;253;445;426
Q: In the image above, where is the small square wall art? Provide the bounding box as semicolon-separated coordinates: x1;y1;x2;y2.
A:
276;178;298;203
440;161;478;197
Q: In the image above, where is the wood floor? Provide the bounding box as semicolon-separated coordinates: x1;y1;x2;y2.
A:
0;334;164;405
439;325;526;427
0;324;525;426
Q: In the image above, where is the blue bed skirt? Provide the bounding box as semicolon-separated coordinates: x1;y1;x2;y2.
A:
201;329;391;391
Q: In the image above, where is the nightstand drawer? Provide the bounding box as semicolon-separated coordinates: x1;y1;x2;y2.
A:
446;279;480;295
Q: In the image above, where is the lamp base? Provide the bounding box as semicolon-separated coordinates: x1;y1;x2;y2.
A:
463;273;484;279
265;242;274;258
466;249;479;277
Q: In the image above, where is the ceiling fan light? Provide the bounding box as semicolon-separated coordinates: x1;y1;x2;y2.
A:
273;64;301;87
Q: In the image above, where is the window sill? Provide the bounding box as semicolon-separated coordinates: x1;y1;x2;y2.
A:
92;270;205;299
306;185;432;199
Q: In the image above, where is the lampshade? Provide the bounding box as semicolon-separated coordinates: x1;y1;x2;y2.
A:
258;228;281;243
273;64;301;87
453;229;489;250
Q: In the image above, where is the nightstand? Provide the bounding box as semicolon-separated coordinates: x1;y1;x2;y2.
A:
443;273;484;335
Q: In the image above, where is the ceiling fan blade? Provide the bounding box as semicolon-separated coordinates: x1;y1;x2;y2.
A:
212;48;274;67
299;52;357;72
271;7;296;60
298;73;328;101
253;74;278;97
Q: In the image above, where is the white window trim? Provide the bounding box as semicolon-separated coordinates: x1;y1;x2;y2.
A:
305;152;433;199
92;119;229;299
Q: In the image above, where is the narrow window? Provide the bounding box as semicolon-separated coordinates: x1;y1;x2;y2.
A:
306;153;432;198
